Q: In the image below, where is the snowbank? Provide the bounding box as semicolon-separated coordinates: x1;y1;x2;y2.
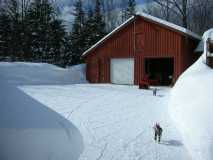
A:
0;62;86;160
170;53;213;160
0;62;87;85
0;82;84;160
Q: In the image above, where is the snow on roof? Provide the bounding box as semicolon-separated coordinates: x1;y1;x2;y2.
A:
195;28;213;53
139;12;201;40
82;13;201;57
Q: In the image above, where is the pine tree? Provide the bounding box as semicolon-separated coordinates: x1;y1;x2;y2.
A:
27;0;66;65
5;0;24;60
93;0;106;40
49;19;66;66
0;0;69;66
0;13;12;60
70;0;86;65
62;34;73;67
122;0;136;22
84;8;96;49
27;0;53;62
83;0;106;51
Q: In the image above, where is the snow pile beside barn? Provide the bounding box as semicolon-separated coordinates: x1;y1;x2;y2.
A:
0;62;87;85
170;52;213;160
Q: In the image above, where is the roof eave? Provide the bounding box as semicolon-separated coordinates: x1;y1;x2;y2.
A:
81;16;136;57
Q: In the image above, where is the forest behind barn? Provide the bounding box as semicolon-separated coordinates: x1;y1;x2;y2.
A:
0;0;212;66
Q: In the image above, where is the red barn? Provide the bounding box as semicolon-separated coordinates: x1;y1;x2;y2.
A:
82;13;201;85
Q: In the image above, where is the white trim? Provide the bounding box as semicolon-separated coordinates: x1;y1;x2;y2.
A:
82;13;201;57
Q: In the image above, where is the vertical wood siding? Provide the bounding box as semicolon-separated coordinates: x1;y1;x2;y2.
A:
85;17;199;85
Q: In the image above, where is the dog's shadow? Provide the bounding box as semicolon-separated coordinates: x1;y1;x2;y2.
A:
160;140;183;147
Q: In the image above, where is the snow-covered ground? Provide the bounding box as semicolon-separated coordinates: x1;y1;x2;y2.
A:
20;84;191;160
0;62;191;160
0;62;87;85
0;62;86;160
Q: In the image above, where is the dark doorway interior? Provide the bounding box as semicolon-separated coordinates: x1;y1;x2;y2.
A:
145;58;174;85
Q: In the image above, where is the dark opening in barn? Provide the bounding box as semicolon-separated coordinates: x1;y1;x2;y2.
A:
209;39;213;53
144;58;174;85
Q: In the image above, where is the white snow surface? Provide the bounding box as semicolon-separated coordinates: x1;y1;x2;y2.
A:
0;62;87;85
202;29;213;57
0;62;192;160
169;53;213;160
20;84;191;160
0;62;86;160
170;29;213;160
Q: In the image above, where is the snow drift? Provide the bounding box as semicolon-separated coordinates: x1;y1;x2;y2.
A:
170;29;213;160
0;62;86;160
0;62;87;85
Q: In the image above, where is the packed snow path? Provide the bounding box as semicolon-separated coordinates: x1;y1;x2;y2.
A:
21;84;191;160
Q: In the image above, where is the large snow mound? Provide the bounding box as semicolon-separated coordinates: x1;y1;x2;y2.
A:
0;62;87;85
169;54;213;160
0;62;86;160
0;82;84;160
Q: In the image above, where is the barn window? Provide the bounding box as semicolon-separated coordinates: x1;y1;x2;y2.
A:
135;33;145;50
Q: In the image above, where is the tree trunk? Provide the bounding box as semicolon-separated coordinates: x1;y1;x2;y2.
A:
182;0;187;28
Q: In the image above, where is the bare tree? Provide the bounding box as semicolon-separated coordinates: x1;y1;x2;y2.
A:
150;0;188;28
190;0;213;34
144;0;213;34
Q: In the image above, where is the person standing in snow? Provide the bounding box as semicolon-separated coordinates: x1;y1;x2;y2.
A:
153;88;157;96
153;123;163;143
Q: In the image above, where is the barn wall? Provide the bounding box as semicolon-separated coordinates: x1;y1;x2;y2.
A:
180;36;200;76
85;16;199;85
134;18;182;84
85;24;135;83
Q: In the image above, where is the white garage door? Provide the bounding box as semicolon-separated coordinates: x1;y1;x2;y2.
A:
110;58;134;85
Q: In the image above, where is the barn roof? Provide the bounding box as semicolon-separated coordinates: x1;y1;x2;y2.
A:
82;12;201;57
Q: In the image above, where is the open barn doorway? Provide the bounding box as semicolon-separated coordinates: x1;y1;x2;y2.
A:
144;58;174;85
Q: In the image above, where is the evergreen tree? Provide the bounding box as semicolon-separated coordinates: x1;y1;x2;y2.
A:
122;0;136;22
62;34;73;67
83;0;106;51
6;0;24;60
0;0;70;66
26;0;66;65
49;19;66;66
84;7;96;49
0;13;12;60
27;0;54;62
93;0;106;40
70;0;86;65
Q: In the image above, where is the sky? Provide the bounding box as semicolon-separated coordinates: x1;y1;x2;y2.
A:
58;0;148;30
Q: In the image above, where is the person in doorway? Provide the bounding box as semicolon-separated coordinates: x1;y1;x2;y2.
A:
153;123;163;143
